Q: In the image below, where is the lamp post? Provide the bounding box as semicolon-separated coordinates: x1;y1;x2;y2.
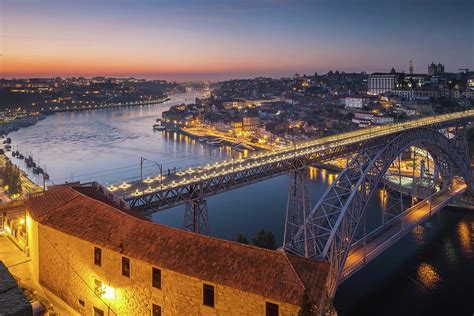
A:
140;157;163;190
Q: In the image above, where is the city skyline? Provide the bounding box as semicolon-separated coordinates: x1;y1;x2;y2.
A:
2;0;473;81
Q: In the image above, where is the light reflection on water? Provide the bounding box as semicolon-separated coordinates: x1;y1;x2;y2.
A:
457;221;472;255
412;225;426;244
417;263;441;290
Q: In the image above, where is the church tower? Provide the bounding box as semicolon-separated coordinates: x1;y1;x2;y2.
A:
409;60;414;75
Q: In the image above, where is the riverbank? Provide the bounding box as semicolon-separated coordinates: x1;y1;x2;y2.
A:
0;115;47;136
0;154;43;203
0;97;171;137
162;124;275;152
50;96;170;113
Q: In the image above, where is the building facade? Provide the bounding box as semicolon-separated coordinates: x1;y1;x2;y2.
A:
368;73;399;95
428;62;444;76
344;96;370;109
22;186;329;316
243;116;261;132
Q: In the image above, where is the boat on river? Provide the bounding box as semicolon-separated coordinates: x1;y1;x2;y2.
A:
207;139;223;147
153;123;166;131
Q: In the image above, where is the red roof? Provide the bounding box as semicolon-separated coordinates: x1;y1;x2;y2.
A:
26;187;329;306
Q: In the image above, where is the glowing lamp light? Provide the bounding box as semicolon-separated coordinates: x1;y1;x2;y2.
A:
102;285;115;300
19;217;25;225
143;177;153;184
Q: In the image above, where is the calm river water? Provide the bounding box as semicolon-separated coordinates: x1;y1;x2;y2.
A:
6;92;474;315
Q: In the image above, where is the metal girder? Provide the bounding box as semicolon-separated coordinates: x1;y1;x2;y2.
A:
184;199;209;235
127;142;361;214
283;168;311;256
125;117;472;214
287;126;472;299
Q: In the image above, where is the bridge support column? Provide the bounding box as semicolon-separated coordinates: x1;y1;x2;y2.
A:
382;155;405;224
184;199;209;235
283;168;310;256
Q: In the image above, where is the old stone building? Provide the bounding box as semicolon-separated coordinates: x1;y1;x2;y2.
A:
23;186;329;315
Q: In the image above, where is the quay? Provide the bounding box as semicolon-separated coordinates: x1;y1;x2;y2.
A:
158;121;274;152
50;97;170;113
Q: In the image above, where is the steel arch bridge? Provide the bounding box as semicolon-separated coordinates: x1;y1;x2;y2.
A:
96;111;473;312
285;126;472;301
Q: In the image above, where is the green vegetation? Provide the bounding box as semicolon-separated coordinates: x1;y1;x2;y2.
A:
298;290;319;316
0;158;22;195
236;233;249;244
236;229;276;250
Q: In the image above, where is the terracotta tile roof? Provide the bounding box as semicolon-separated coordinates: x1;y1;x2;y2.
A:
26;187;329;306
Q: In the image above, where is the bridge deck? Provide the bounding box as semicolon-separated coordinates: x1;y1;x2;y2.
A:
112;110;473;211
341;178;467;282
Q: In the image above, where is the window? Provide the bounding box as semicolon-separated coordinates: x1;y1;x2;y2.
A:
152;267;161;289
266;302;279;316
94;279;103;296
93;307;104;316
203;284;214;307
152;304;162;316
94;247;101;266
122;256;130;277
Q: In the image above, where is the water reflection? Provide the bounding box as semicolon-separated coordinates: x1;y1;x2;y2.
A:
412;225;425;244
443;240;456;264
457;221;472;254
309;166;318;180
417;263;441;290
379;188;387;209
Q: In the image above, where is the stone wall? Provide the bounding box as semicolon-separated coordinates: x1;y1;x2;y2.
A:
34;223;300;315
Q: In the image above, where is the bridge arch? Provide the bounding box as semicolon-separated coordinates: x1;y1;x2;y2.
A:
288;127;471;299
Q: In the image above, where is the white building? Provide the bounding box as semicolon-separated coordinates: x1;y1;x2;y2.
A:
344;96;370;109
352;111;374;127
352;111;394;127
368;72;400;95
373;116;394;125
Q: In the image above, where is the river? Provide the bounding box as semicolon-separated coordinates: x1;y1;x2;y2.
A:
5;92;474;315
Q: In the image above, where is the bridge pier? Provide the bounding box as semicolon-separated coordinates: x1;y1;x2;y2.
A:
283;168;310;256
382;155;405;224
183;199;209;235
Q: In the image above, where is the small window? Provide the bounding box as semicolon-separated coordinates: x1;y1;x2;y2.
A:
78;299;85;307
203;283;214;307
152;304;162;316
93;306;104;316
94;279;103;296
152;267;161;289
266;302;279;316
122;256;130;277
94;247;101;266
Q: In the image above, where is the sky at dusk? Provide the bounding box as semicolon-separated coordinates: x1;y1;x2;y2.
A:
1;0;473;81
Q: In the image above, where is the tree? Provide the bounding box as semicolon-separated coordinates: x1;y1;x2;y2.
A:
298;290;319;316
251;229;276;250
0;160;22;195
236;233;249;244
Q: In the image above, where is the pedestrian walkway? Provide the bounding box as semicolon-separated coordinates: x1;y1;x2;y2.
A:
0;233;79;315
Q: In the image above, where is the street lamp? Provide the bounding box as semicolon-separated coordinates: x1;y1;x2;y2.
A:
140;157;163;190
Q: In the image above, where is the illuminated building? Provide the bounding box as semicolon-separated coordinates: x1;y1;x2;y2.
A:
368;69;402;95
243;115;261;132
20;186;329;315
344;96;370;109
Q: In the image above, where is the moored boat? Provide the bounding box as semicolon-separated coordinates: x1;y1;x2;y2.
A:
207;139;223;147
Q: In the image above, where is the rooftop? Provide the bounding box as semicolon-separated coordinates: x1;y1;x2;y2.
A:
25;186;330;306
